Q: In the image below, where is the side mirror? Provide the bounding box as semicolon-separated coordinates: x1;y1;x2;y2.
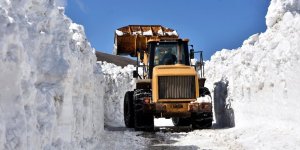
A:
190;49;194;59
133;70;138;78
140;50;144;61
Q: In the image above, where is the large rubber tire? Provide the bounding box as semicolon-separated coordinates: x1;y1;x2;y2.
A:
172;117;191;126
200;87;211;97
124;91;134;128
192;112;213;129
193;87;213;129
133;89;154;131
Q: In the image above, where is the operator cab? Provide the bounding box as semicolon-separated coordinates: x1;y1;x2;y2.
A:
148;39;191;78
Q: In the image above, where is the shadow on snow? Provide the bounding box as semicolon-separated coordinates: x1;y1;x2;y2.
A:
213;79;235;129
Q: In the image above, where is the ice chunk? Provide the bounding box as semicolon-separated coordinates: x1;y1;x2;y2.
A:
132;31;142;35
143;30;153;36
166;30;178;36
158;29;164;36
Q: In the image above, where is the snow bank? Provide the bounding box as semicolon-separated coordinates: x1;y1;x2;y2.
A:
205;0;300;148
97;62;135;127
266;0;300;27
0;0;104;149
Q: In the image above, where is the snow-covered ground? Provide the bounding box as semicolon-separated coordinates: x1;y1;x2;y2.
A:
1;0;300;149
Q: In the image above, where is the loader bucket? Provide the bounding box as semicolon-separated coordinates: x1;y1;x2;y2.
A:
114;25;179;57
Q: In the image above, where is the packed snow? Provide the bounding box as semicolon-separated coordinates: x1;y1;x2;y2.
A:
157;29;178;36
157;29;164;36
1;0;300;149
115;30;124;36
0;0;104;149
132;31;142;35
203;0;300;148
97;62;135;127
143;30;153;36
166;30;178;36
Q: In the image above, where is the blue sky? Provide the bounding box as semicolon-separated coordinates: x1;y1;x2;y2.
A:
65;0;270;60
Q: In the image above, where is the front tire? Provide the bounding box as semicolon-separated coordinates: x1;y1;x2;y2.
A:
124;91;134;128
172;117;191;126
133;89;154;131
193;87;213;129
192;112;213;129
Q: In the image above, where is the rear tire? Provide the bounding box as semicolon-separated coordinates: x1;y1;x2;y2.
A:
172;117;191;126
124;91;134;128
192;112;213;129
134;89;154;131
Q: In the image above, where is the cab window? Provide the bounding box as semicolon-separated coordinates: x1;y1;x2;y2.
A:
154;43;185;65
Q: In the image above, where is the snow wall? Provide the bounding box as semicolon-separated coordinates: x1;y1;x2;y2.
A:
205;0;300;148
0;1;105;149
0;0;136;149
97;62;135;127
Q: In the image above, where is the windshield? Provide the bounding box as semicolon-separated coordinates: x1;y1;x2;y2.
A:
154;43;185;65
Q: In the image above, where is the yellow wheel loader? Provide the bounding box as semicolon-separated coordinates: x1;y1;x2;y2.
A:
115;25;212;131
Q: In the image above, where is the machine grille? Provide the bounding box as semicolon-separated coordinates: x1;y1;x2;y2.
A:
158;76;196;99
